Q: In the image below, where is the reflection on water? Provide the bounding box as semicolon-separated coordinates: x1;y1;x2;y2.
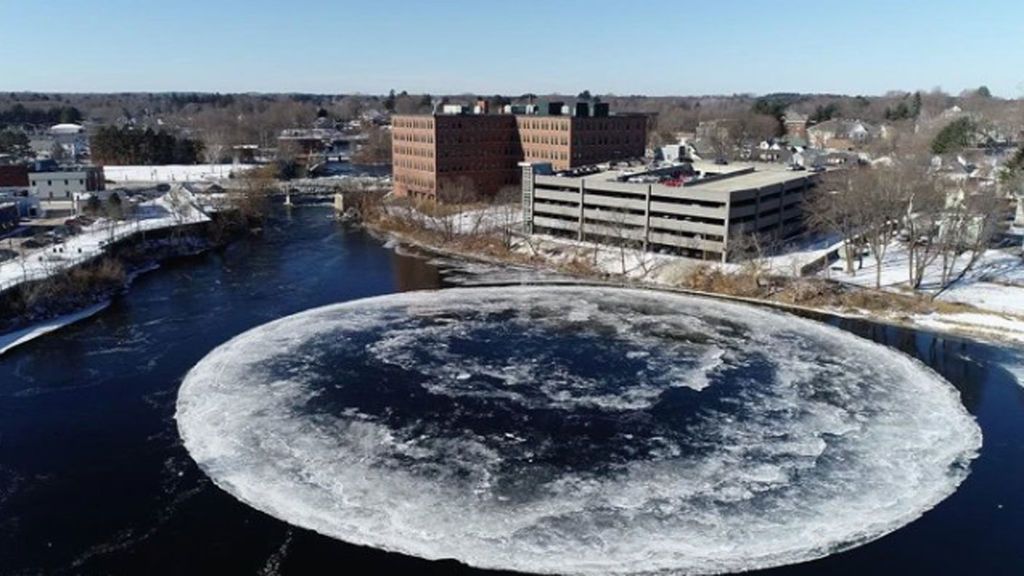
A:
392;250;442;292
0;206;1021;576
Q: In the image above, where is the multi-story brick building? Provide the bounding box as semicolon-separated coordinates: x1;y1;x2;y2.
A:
392;102;647;201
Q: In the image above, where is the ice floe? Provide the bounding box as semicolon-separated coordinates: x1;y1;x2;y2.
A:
177;286;981;575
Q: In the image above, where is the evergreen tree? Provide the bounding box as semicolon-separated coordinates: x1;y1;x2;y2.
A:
0;129;29;155
931;117;977;154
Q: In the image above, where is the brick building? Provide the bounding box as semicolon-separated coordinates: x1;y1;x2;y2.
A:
392;103;647;201
0;165;29;188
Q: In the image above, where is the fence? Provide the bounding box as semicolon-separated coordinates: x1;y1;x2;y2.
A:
0;215;206;294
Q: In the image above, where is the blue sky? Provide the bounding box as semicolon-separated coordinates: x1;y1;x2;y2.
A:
1;0;1021;96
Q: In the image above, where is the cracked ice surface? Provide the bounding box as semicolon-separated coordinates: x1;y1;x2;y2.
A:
176;286;981;575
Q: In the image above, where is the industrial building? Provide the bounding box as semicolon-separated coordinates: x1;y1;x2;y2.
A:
28;166;105;201
392;100;647;201
520;161;817;262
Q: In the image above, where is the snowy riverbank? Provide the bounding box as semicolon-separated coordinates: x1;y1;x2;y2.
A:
371;221;1024;349
0;301;110;356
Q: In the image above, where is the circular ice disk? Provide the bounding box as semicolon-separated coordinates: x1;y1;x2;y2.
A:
176;286;981;575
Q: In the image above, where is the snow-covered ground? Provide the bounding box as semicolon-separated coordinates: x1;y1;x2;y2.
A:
809;241;1024;344
103;164;255;183
514;234;697;284
387;204;522;235
0;301;110;355
821;243;1024;315
0;188;210;294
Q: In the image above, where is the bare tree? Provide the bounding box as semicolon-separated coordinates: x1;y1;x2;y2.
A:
860;165;908;288
805;169;871;275
231;166;276;223
728;227;780;286
353;126;392;164
933;186;1006;296
903;176;946;289
606;208;639;275
493;185;522;250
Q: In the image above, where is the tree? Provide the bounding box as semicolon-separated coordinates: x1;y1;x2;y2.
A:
727;227;781;284
59;106;82;124
352;126;391;164
577;90;593;101
231;166;275;223
493;185;522;250
933;185;1005;295
976;85;992;98
90;126;204;165
903;176;946;289
106;192;124;220
49;141;68;162
0;129;30;156
910;92;923;118
809;102;840;123
931;117;977;154
84;195;102;214
804;169;872;275
384;89;396;113
861;165;909;289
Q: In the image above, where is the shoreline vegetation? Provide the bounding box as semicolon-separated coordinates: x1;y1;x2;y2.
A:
0;228;215;335
0;193;1016;357
0;212;258;350
355;196;1018;348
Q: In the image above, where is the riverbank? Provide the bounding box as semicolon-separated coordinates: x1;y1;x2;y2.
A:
364;218;1024;348
0;223;239;356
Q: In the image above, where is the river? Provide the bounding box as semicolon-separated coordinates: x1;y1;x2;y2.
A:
1;206;1021;575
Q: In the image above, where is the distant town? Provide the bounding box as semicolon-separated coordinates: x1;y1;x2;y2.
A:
1;88;1024;347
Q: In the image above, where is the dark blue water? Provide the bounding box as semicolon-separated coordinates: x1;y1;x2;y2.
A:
0;207;1021;575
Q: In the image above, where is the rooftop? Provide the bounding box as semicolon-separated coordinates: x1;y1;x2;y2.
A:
534;160;813;194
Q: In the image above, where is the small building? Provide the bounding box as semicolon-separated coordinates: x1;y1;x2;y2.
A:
29;166;105;202
0;201;18;231
0;190;41;218
29;167;105;200
807;119;881;150
783;111;809;140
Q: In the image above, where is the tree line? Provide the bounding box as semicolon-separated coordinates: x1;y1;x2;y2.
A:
0;104;82;127
90;126;205;165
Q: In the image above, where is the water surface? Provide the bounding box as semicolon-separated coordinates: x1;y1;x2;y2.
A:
0;207;1021;575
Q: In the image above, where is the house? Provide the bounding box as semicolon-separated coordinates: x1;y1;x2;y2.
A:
783;111;809;139
755;139;795;164
807;119;882;150
657;143;687;163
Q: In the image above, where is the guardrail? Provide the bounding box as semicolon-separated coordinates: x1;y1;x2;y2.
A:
0;216;204;295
